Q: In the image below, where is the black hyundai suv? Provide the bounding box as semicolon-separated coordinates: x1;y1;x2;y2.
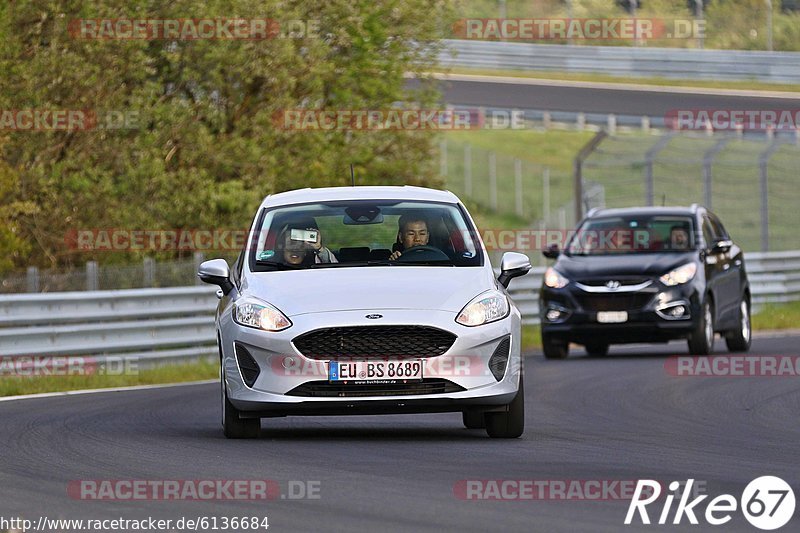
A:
539;205;751;359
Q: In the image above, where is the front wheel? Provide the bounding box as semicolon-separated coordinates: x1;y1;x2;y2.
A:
585;343;609;357
221;367;260;439
725;298;752;352
462;411;486;429
688;299;715;355
542;333;569;359
485;377;524;438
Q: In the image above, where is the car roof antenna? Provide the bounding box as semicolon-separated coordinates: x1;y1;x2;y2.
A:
350;163;355;186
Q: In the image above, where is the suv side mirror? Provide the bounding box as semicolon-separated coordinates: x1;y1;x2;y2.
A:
542;243;560;259
498;252;532;288
711;239;732;254
198;259;234;295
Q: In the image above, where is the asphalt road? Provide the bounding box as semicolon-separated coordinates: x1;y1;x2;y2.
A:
1;334;798;532
421;77;800;116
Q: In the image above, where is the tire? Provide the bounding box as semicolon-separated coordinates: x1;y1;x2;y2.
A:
462;411;486;429
725;298;752;353
542;333;569;360
585;343;609;357
221;367;260;439
688;299;715;356
485;377;524;439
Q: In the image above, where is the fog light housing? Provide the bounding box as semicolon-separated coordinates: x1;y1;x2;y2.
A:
656;301;691;320
544;304;571;323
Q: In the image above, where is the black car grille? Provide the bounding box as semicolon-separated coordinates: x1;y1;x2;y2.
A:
575;276;651;287
575;293;654;312
286;379;465;397
293;326;457;359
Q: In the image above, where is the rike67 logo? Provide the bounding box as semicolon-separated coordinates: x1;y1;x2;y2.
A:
625;477;795;530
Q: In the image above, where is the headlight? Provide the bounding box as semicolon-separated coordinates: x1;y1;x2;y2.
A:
544;267;569;289
456;290;509;327
233;297;292;331
660;263;697;286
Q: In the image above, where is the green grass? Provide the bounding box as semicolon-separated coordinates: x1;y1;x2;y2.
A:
442;128;800;253
752;301;800;331
520;301;800;353
445;67;800;94
0;359;218;397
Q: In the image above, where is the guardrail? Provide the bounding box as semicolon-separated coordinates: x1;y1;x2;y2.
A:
440;40;800;84
0;251;797;364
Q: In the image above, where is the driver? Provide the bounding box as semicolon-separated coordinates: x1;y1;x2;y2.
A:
670;227;689;250
389;214;430;261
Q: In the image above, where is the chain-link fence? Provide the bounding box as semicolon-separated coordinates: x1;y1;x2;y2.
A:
582;131;800;252
0;255;214;293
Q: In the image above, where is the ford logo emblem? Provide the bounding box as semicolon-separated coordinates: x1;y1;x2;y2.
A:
365;314;383;319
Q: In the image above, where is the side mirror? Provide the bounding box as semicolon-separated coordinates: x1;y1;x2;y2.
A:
498;252;532;289
198;259;234;295
542;243;560;259
711;239;732;254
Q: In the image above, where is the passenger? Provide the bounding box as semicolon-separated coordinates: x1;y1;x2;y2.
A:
276;222;338;266
389;214;430;261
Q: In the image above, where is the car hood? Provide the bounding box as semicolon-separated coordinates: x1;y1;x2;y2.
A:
553;252;696;279
241;266;497;316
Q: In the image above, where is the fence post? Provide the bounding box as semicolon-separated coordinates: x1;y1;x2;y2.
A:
702;137;731;209
543;167;551;223
573;131;608;222
489;151;497;210
464;143;472;198
86;261;98;291
576;112;585;131
143;257;155;287
607;114;617;135
543;111;551;130
644;133;674;206
440;138;448;177
758;139;784;252
194;252;205;285
514;159;523;217
27;266;39;293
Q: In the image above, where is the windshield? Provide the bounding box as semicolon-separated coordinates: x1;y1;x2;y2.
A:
567;215;696;256
248;200;483;270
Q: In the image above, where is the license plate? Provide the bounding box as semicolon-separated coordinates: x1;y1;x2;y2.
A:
596;311;628;323
328;360;423;382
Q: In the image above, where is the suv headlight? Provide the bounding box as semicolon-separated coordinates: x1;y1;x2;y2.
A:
544;267;569;289
456;290;509;327
233;297;292;331
660;263;697;286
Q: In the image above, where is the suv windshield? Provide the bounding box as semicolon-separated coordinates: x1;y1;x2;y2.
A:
249;200;483;270
567;214;696;256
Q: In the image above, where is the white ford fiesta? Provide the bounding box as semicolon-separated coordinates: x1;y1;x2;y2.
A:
198;186;531;438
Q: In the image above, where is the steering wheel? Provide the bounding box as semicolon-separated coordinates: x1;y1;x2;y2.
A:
395;245;450;262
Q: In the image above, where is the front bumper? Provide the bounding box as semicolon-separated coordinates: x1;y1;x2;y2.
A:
540;283;700;345
218;308;522;416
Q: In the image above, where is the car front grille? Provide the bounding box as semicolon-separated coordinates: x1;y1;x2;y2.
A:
575;293;655;312
285;379;465;397
292;326;457;359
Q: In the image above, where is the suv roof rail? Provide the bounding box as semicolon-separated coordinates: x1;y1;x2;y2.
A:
586;207;601;217
690;203;701;212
